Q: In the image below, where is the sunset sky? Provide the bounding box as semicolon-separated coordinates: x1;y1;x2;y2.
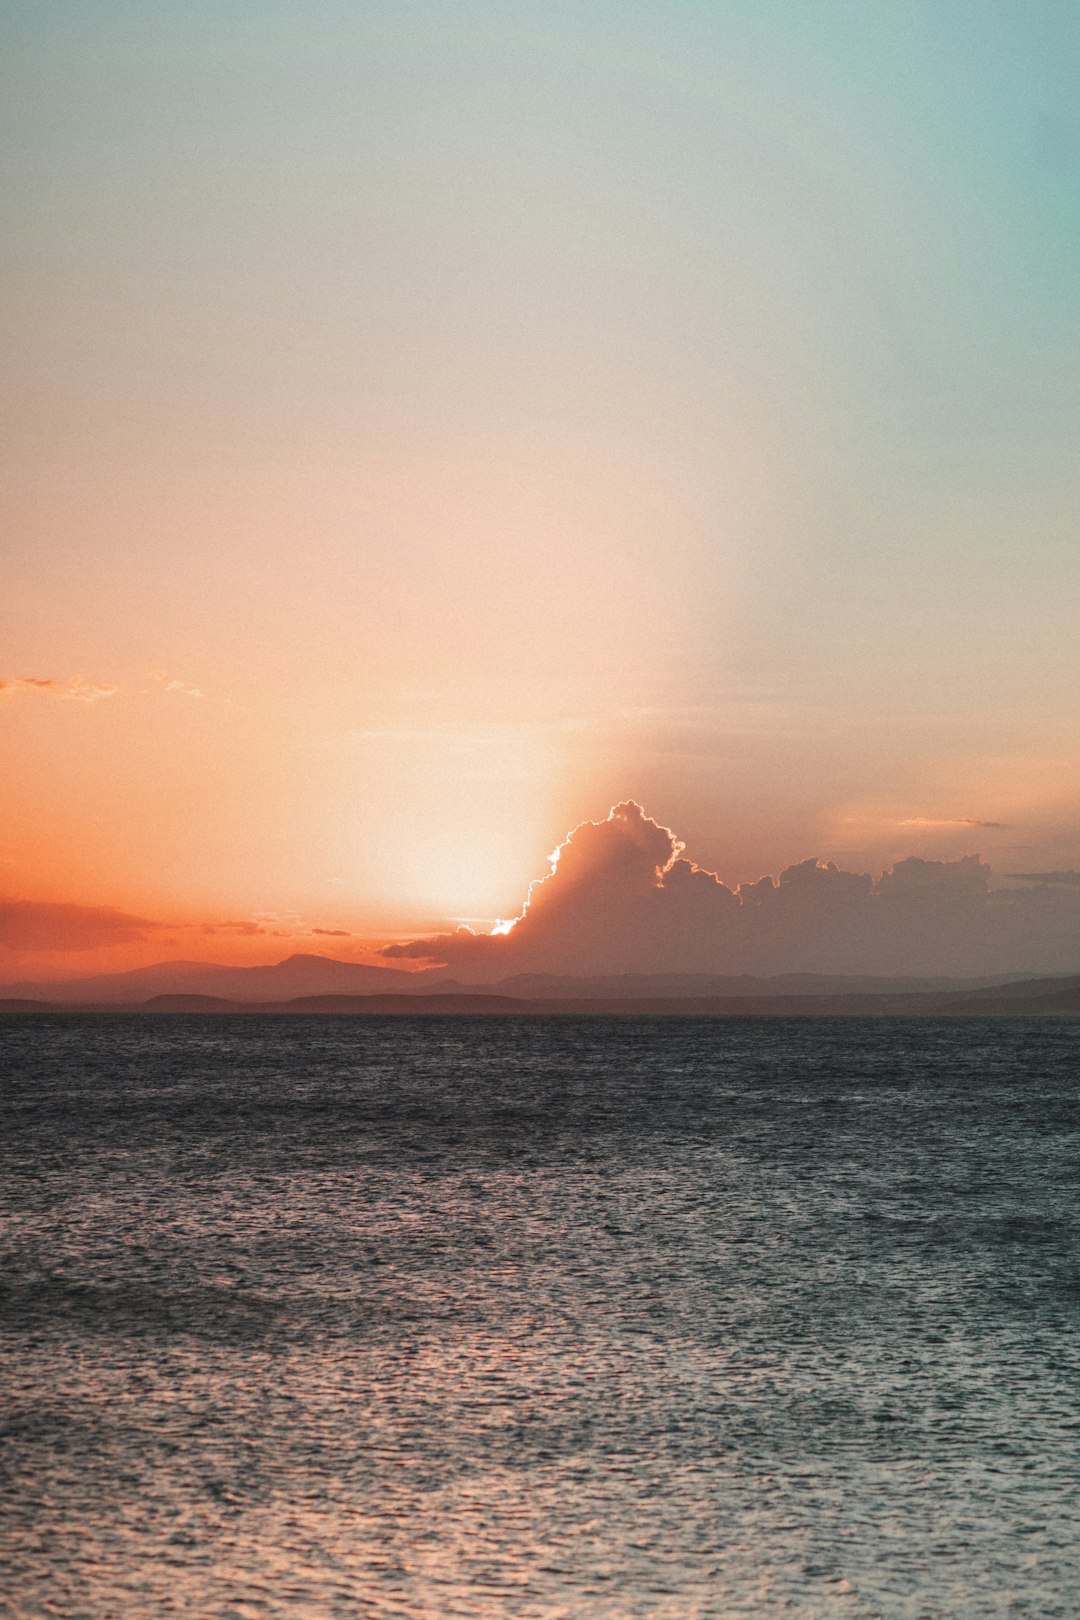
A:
4;2;1079;979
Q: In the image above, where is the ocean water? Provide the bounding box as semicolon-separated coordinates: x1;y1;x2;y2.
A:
2;1015;1079;1619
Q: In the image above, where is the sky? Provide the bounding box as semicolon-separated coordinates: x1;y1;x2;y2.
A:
3;1;1079;980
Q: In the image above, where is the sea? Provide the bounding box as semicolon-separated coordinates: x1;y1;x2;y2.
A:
2;1014;1079;1619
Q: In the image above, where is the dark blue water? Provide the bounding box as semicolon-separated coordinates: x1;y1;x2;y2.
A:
2;1016;1079;1617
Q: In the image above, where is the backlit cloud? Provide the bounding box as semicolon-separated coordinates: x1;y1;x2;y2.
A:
382;802;1080;980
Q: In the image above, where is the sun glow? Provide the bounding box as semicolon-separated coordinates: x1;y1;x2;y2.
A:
486;841;565;938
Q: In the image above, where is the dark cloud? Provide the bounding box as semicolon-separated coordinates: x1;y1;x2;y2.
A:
0;899;160;953
899;817;1008;829
382;801;1080;980
202;920;269;936
312;927;351;936
1005;871;1080;887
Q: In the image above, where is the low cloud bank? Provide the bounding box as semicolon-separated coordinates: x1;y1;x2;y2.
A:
1006;871;1080;888
0;899;160;953
384;801;1080;980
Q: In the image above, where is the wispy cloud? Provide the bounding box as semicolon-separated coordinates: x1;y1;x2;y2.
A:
148;670;203;699
0;677;56;695
201;919;270;936
0;676;117;704
312;927;351;936
898;817;1009;830
63;678;119;704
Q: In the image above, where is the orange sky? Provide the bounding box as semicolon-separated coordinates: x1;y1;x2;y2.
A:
4;4;1079;983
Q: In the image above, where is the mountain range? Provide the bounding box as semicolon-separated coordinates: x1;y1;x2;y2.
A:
2;953;1080;1014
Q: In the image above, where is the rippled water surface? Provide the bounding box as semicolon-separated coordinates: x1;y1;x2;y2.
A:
2;1015;1080;1618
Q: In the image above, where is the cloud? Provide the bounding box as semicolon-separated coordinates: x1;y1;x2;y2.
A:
63;678;118;704
1005;871;1080;887
382;801;1080;980
0;677;57;695
201;919;270;936
312;927;351;936
0;676;116;704
898;817;1009;829
0;899;160;953
148;670;203;699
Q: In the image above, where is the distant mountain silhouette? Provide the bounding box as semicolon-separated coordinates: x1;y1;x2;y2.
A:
134;992;532;1014
487;969;1031;998
2;953;1039;1006
3;953;1080;1014
1;953;442;1004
